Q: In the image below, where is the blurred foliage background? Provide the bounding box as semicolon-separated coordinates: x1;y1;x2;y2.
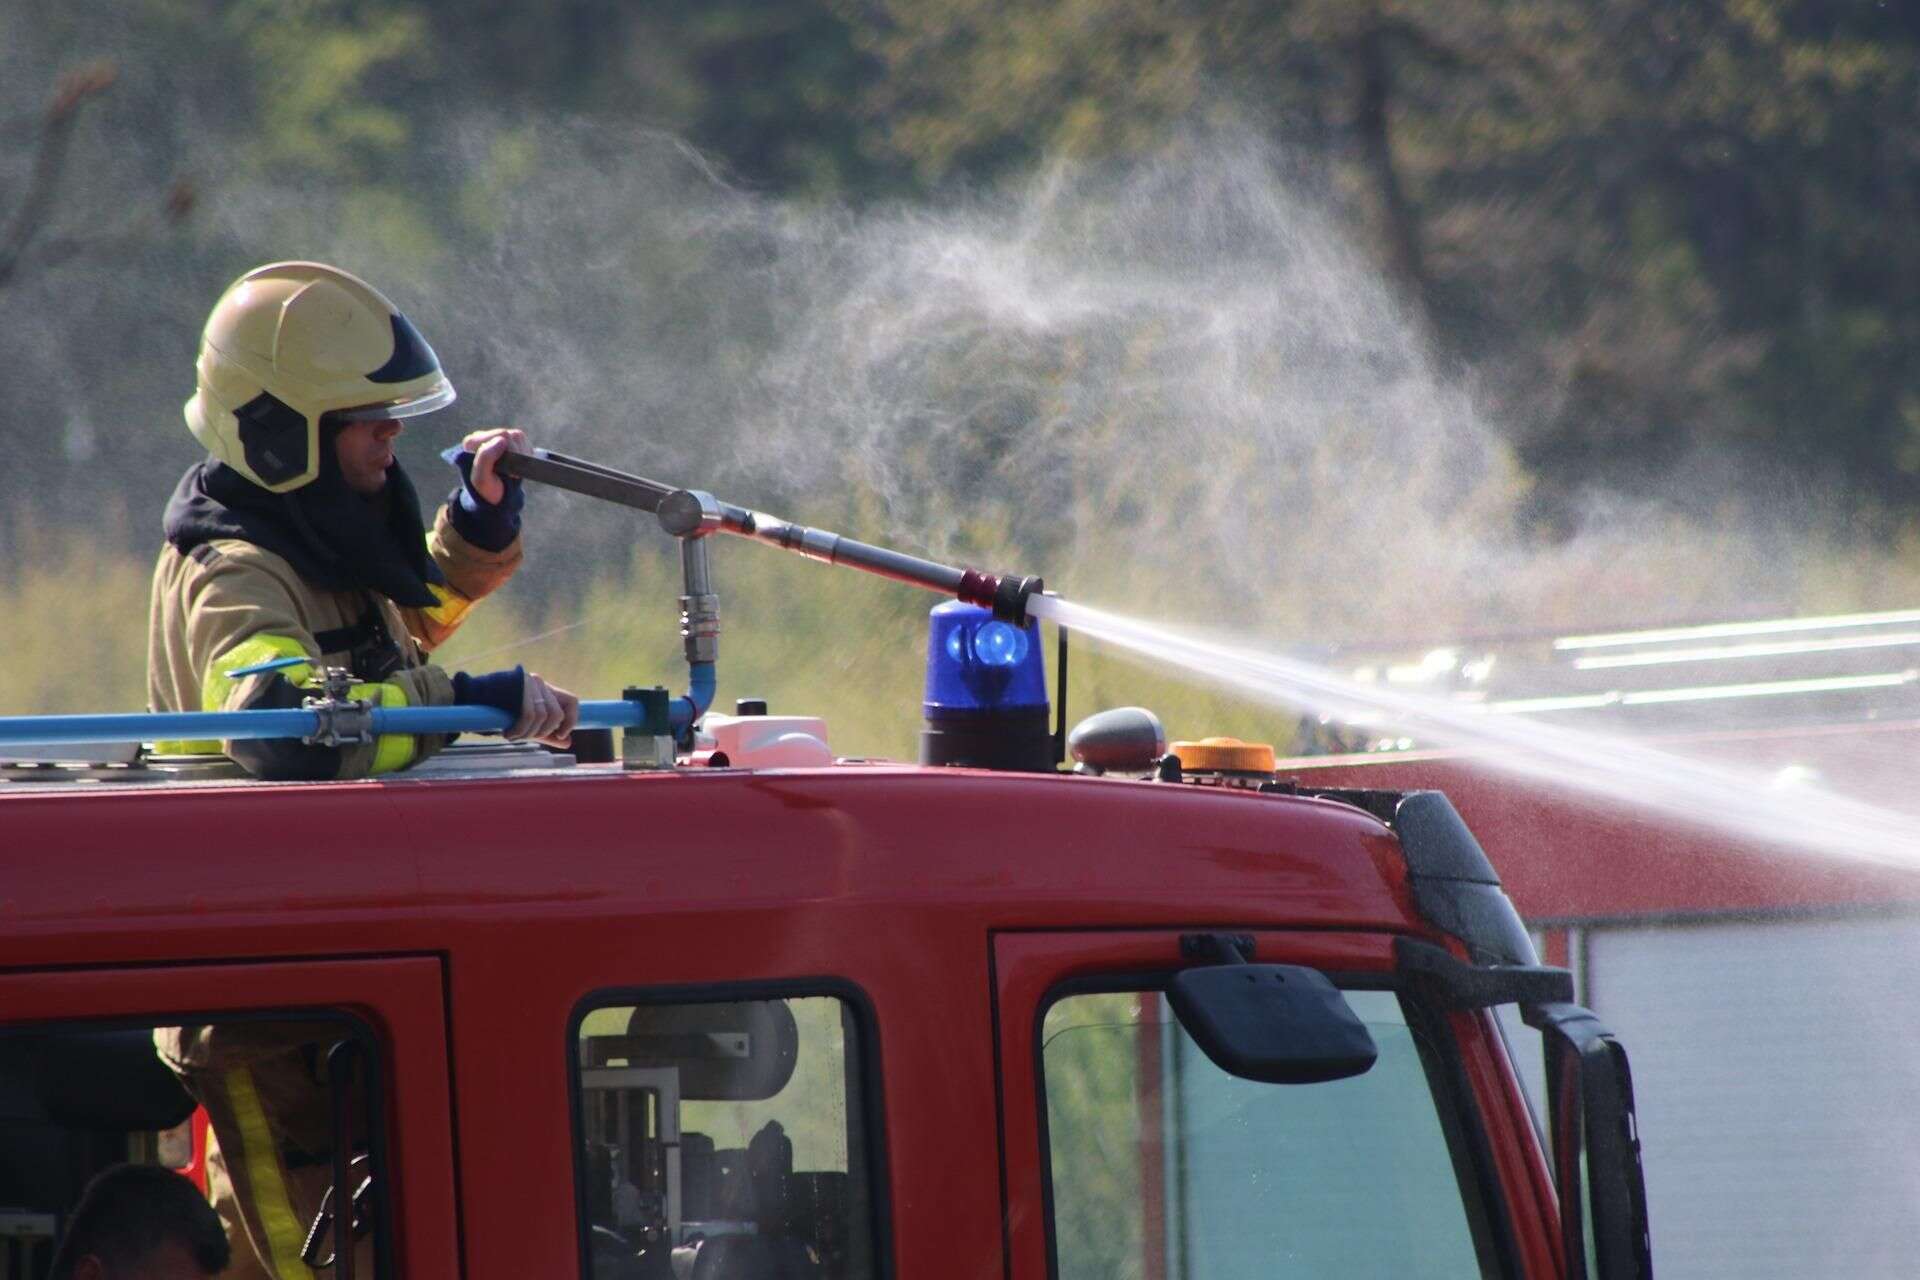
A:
3;0;1919;756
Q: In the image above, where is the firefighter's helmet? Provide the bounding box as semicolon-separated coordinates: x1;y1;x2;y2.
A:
183;262;456;492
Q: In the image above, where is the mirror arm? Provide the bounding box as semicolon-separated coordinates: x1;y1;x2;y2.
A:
1519;1000;1655;1280
1179;932;1255;965
1395;936;1574;1009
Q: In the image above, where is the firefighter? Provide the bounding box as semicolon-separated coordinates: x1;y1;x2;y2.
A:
147;263;579;1280
49;1164;231;1280
152;1025;362;1280
148;261;578;779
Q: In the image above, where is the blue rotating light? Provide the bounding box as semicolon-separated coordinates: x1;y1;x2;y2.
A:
925;602;1047;712
921;601;1053;771
945;616;1031;671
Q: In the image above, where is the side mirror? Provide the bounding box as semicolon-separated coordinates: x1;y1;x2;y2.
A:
1167;963;1378;1085
1523;1002;1653;1279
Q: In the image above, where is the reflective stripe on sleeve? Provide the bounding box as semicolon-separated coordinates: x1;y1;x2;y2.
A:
422;582;474;631
349;679;416;774
149;633;317;759
204;634;314;711
154;737;224;755
224;1067;315;1280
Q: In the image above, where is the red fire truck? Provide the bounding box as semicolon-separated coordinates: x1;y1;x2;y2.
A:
0;731;1656;1280
0;453;1653;1279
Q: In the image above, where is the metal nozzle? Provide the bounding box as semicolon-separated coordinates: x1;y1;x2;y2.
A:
498;449;1045;622
679;537;720;666
957;570;1044;626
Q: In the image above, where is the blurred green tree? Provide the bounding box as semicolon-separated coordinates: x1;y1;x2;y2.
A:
855;0;1920;515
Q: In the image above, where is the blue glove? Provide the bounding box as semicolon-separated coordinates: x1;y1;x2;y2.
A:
441;445;525;552
452;665;526;719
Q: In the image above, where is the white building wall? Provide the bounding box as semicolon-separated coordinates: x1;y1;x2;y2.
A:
1584;915;1920;1279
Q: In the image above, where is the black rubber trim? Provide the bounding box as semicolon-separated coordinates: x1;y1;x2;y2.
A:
1297;788;1539;968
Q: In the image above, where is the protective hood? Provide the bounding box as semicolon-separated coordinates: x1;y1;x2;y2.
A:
165;442;446;608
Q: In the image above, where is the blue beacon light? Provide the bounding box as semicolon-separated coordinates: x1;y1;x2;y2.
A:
920;601;1054;771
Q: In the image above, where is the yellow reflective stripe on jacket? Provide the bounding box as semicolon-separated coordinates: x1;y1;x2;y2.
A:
422;582;474;630
152;634;316;757
224;1067;314;1280
203;633;314;711
153;737;223;755
349;679;415;774
165;631;421;773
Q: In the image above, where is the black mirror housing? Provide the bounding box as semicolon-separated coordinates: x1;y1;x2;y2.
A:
1167;963;1378;1085
1523;1001;1653;1279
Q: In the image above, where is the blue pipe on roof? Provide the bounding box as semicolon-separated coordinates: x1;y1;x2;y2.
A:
670;661;717;744
1;643;719;751
0;699;658;749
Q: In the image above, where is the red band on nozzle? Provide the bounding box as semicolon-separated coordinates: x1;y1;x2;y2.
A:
956;570;1044;626
957;569;1001;609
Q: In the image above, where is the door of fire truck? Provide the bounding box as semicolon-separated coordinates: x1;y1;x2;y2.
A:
994;929;1562;1279
0;957;459;1280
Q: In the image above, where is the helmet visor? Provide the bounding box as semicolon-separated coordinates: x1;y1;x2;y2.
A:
330;381;458;423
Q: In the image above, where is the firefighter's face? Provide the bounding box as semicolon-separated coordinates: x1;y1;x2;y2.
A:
333;417;403;495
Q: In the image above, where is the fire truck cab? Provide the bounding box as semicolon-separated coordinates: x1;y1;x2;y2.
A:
0;730;1650;1280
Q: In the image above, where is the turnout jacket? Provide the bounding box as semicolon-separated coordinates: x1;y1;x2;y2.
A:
149;481;521;779
154;1021;374;1280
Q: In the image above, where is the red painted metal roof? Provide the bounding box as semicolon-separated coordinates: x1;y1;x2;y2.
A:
1276;721;1920;922
0;763;1420;967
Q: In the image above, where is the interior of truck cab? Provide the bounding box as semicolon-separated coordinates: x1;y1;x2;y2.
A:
0;1015;384;1280
573;994;879;1280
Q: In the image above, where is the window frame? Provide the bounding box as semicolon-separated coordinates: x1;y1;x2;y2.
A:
564;976;895;1280
0;956;456;1280
1031;969;1521;1280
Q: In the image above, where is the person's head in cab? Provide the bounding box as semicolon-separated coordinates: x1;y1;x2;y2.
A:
49;1165;229;1280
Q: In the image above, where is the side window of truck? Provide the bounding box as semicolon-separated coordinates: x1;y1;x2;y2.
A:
0;1013;389;1280
1041;987;1500;1279
572;990;883;1280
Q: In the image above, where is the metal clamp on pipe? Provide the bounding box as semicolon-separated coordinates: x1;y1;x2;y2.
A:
299;667;375;748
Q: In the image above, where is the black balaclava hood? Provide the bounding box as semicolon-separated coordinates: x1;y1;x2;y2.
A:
165;422;446;608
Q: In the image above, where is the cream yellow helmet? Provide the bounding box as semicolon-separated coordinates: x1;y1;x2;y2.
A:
183;262;456;492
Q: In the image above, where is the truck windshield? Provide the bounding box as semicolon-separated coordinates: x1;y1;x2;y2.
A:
1042;987;1494;1279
